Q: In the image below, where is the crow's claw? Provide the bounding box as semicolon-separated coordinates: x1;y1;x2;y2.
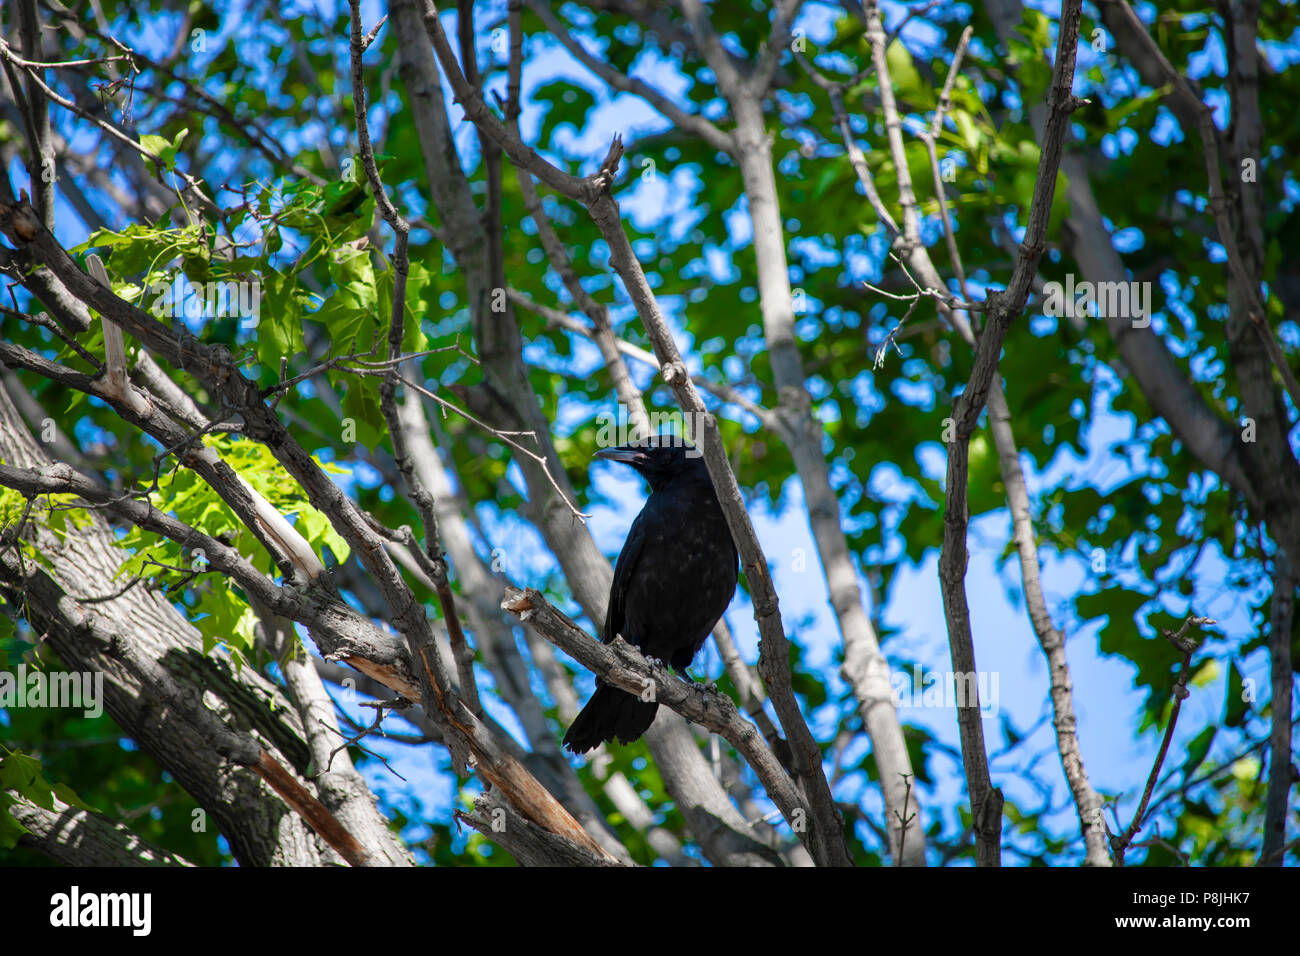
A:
680;675;717;708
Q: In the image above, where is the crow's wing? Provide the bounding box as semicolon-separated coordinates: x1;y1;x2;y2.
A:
602;501;651;645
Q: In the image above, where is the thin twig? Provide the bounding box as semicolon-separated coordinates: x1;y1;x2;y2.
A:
1112;614;1216;865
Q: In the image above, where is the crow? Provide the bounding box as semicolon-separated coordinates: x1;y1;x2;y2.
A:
563;437;739;754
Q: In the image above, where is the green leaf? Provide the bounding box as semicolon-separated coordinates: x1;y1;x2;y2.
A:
886;39;931;107
138;129;189;170
1224;660;1249;727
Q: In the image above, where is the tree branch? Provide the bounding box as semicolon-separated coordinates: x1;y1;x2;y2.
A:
935;0;1086;867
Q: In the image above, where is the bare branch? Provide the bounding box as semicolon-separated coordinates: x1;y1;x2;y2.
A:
1112;615;1216;865
0;37;218;215
934;0;1086;867
526;0;733;154
1261;552;1295;866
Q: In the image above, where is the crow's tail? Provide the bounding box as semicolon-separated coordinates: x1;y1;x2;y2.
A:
563;683;658;753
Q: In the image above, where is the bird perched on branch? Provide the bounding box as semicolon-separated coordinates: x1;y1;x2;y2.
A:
564;436;739;754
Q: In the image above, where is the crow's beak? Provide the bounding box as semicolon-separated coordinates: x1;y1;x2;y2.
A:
593;446;651;467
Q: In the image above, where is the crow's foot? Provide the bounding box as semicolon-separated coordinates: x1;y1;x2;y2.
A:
678;670;717;693
679;673;718;708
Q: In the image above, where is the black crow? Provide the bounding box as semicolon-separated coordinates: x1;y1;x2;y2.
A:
563;437;739;753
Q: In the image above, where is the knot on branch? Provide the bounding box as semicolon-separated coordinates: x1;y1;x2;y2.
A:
501;586;535;621
1164;614;1214;655
751;591;781;621
660;361;687;385
593;135;624;191
0;199;41;243
775;385;813;417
